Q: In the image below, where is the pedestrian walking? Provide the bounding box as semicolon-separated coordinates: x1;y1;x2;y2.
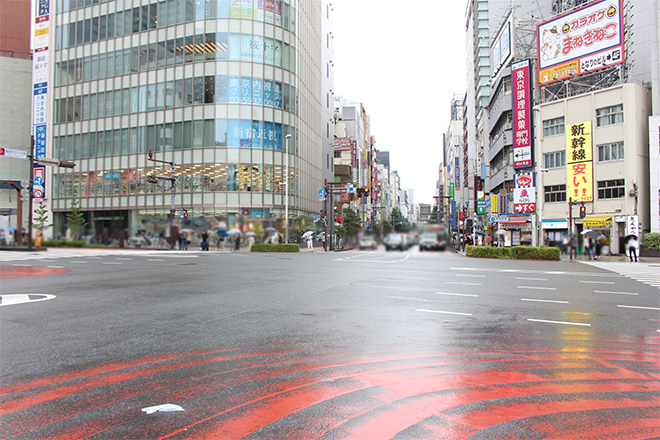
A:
627;235;639;262
306;234;313;252
200;231;209;251
568;234;577;260
234;233;241;251
585;237;594;260
321;232;327;251
216;230;225;250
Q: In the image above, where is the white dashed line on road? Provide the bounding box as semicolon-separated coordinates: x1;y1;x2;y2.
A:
116;258;133;260
517;286;556;290
447;282;482;286
70;261;88;263
435;292;479;297
147;259;166;262
617;305;660;311
521;298;569;304
515;277;548;281
417;309;472;316
594;290;639;295
455;274;486;278
87;257;102;259
580;280;615;284
527;318;590;326
103;262;123;265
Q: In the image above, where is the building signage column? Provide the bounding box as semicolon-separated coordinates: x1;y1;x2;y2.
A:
32;0;51;160
512;59;532;169
566;121;594;202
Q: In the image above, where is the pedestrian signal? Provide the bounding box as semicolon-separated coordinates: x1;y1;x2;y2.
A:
181;210;189;218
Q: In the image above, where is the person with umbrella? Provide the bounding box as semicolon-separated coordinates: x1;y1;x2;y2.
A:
302;231;314;252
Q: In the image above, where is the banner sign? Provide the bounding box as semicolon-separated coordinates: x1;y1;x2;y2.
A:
566;121;594;202
512;59;532;169
333;137;351;150
351;141;358;168
491;13;512;79
513;172;536;213
449;182;455;201
537;0;624;85
33;165;46;199
32;0;50;162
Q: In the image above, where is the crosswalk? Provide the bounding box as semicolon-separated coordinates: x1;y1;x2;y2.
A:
580;261;660;289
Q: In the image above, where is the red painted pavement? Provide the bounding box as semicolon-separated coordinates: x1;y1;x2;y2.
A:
0;265;68;279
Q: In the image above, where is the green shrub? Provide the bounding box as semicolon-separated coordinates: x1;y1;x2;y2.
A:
466;245;511;259
466;245;560;260
86;243;111;248
250;243;299;252
511;245;561;261
642;232;660;250
43;240;86;247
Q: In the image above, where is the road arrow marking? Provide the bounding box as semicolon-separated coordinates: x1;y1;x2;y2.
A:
0;294;56;306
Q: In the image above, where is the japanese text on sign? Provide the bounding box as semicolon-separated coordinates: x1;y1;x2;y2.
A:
566;121;593;202
512;59;532;169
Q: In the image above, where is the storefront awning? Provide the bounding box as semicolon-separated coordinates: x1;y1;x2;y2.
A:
542;219;568;229
499;220;531;230
581;216;612;228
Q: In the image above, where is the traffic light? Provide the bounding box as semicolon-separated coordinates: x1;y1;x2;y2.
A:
363;187;369;197
181;210;189;218
0;148;5;155
356;187;363;197
579;205;586;218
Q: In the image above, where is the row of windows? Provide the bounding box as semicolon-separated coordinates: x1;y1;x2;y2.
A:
543;141;624;169
542;105;624;138
55;75;295;124
57;0;295;50
54;162;294;199
56;33;296;87
54;119;295;160
543;179;626;202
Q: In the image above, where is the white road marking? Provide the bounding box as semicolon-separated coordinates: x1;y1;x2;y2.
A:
617;305;660;311
87;257;102;259
515;277;548;281
417;309;472;316
47;266;64;268
0;294;56;306
501;269;521;272
116;258;133;260
527;318;590;326
147;259;166;262
580;280;615;284
455;274;486;278
103;262;123;265
594;290;639;296
435;292;479;297
70;261;88;263
447;281;482;286
521;298;569;304
517;286;556;290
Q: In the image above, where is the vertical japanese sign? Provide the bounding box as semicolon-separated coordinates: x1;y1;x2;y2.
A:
650;116;660;232
449;182;454;202
33;165;46;199
491;195;499;214
351;140;358;168
512;59;532;168
32;0;50;160
626;215;639;237
513;172;536;213
566;121;593;202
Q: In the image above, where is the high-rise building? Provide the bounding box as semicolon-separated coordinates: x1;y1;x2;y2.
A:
48;0;326;244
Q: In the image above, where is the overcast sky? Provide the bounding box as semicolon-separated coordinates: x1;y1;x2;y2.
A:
331;0;469;204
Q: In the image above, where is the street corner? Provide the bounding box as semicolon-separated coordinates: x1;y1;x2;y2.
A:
0;265;68;279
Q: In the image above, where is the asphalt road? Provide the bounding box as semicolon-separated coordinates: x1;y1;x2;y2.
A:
1;247;658;439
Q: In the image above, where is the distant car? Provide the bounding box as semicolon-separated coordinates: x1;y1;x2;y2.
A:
359;235;377;250
419;232;447;251
384;233;405;251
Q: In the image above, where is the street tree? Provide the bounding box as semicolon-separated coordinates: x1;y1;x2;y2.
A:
391;208;413;232
66;195;88;239
33;200;53;233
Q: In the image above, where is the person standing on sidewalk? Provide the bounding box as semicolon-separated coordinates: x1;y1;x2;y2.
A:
628;235;639;262
306;234;313;252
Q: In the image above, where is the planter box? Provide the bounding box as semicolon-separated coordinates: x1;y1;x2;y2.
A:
640;248;660;257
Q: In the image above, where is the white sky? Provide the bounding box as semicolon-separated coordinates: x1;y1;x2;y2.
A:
331;0;468;204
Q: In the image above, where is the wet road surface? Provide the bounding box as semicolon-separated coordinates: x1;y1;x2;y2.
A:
1;247;658;439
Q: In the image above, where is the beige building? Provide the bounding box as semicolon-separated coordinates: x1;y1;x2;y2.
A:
537;83;652;254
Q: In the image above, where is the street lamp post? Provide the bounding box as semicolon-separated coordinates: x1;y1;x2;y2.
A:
285;134;292;243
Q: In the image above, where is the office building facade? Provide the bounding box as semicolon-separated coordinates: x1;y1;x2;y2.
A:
49;0;324;242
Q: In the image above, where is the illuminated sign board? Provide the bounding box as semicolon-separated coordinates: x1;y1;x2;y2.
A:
566;121;594;202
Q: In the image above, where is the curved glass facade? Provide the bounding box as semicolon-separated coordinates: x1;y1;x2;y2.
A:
51;0;323;244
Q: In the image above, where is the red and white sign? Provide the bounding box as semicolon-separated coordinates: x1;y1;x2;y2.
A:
33;165;46;199
333;137;352;150
512;59;532;169
513;172;536;213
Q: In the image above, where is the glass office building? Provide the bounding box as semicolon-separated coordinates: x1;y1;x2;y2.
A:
49;0;323;243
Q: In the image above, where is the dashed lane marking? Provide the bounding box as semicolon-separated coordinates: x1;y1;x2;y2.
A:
617;305;660;311
517;286;556;290
435;292;479;297
527;318;590;326
416;309;472;316
521;298;569;304
594;290;639;296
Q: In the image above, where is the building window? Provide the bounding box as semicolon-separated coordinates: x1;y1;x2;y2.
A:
596;104;623;127
544;184;567;203
598;142;624;162
544;151;565;169
543;116;565;137
334;151;341;158
597;179;625;199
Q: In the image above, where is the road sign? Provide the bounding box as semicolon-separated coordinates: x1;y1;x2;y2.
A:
346;183;356;194
33;187;44;198
318;189;327;198
1;148;27;159
33;176;44;186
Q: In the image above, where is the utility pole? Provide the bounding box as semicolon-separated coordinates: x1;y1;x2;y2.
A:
146;151;177;246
